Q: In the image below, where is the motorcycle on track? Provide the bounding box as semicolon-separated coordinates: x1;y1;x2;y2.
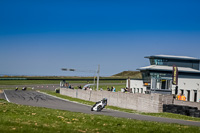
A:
91;98;107;112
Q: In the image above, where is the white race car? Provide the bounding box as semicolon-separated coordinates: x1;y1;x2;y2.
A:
91;98;107;112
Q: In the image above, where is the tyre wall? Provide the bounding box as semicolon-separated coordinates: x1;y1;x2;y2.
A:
163;104;200;118
174;100;200;110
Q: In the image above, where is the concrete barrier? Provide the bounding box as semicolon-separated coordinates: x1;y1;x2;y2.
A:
60;88;167;113
60;88;200;113
60;88;76;97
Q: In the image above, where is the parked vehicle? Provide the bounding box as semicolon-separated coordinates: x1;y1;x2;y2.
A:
82;84;95;90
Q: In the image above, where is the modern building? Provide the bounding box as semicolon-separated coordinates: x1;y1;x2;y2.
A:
127;55;200;102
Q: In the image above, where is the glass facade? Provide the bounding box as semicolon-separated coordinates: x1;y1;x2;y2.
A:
149;58;200;70
142;71;172;90
150;59;168;65
142;71;151;83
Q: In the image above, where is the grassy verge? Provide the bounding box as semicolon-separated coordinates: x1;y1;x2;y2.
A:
98;84;126;92
0;80;126;85
0;99;200;133
0;80;126;92
41;90;200;122
0;80;60;85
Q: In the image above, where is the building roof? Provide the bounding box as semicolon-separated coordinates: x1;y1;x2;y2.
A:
138;65;200;73
145;55;200;61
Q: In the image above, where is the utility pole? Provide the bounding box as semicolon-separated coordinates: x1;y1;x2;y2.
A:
96;64;100;91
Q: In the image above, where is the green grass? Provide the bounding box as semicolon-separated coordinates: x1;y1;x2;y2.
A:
112;70;142;79
0;99;200;133
0;80;126;85
0;80;60;85
0;80;126;93
42;90;200;122
98;84;126;92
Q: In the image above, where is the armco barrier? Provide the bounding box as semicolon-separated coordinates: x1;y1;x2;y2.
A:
60;88;166;113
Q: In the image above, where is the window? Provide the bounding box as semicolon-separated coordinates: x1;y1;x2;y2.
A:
194;90;197;102
137;88;139;93
141;88;143;93
181;90;184;95
175;86;178;95
161;80;166;89
187;90;190;101
155;59;163;65
160;79;172;90
151;78;157;89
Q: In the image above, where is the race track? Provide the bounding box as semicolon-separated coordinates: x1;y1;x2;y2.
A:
3;90;200;127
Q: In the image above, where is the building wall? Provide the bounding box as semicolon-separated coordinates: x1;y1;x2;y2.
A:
128;78;200;103
126;79;147;94
171;78;200;102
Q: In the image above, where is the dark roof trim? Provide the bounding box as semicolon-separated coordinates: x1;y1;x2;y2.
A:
145;55;200;61
140;69;200;74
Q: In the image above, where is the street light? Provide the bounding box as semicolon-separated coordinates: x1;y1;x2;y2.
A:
97;65;100;91
61;65;100;90
61;68;75;71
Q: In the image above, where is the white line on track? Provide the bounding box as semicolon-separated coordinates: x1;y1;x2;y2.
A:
37;91;92;107
3;90;10;103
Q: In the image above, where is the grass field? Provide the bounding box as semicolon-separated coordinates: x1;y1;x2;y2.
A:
0;79;126;85
0;80;126;92
0;80;60;85
0;99;200;133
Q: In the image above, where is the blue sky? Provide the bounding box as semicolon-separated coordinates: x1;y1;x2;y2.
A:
0;0;200;76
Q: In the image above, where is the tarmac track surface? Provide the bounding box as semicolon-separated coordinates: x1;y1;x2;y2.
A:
3;90;200;127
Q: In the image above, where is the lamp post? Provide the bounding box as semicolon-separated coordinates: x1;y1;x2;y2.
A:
96;65;100;91
61;65;100;91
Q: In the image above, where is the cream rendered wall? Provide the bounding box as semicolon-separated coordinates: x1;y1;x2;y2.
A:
172;78;200;102
128;78;200;102
126;79;147;94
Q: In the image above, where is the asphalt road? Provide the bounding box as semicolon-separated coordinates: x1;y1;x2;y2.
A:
3;90;200;127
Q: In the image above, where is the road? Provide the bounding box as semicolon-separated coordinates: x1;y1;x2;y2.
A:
3;90;200;127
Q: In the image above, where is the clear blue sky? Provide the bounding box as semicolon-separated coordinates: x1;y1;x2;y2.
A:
0;0;200;76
